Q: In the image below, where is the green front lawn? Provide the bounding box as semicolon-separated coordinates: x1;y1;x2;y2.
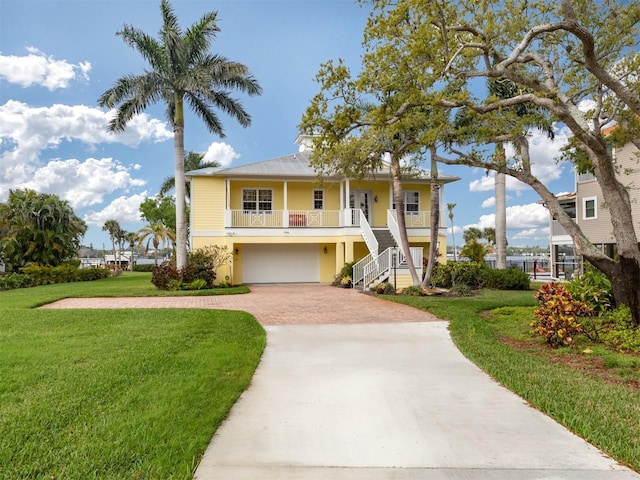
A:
0;274;265;479
386;289;640;473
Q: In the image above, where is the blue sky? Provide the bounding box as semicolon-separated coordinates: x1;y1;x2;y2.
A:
0;0;575;251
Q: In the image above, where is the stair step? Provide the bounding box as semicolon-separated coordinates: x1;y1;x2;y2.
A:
372;229;396;253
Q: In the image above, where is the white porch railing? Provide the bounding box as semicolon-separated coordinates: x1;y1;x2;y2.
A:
225;208;439;229
388;209;448;228
227;209;343;228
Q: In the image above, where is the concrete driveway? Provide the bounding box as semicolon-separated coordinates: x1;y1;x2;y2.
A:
42;284;640;479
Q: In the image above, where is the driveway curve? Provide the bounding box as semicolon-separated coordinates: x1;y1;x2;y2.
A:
39;283;441;325
40;283;640;479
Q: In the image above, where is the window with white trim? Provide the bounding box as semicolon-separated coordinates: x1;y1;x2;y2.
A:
583;196;597;219
313;189;324;210
394;191;420;214
243;188;272;212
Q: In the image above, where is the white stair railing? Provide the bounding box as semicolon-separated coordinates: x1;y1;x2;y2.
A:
352;253;374;287
359;210;378;255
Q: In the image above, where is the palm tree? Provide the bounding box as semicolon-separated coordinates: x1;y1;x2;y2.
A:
125;231;138;270
137;222;176;265
98;0;262;269
159;151;218;200
447;203;456;262
102;219;121;269
488;78;554;269
0;189;86;269
460;238;490;264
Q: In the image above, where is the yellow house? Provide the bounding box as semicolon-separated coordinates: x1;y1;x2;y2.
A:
186;136;459;288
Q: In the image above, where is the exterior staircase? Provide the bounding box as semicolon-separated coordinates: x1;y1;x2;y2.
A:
352;228;397;289
372;228;396;253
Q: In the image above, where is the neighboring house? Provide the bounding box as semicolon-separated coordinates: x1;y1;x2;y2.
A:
547;192;581;279
104;252;136;269
186;135;459;288
546;129;640;278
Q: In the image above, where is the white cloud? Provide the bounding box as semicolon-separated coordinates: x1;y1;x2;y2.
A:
464;202;550;231
0;101;172;188
203;141;240;167
481;196;496;208
83;192;148;227
0;47;91;90
513;227;550;240
468;126;570;193
19;157;147;209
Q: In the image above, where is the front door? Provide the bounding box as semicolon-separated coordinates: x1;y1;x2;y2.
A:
350;190;372;224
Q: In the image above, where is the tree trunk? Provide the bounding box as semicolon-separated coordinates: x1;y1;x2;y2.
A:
174;95;187;270
390;157;420;285
495;171;507;269
111;239;116;271
509;140;640;326
422;150;440;288
450;215;457;262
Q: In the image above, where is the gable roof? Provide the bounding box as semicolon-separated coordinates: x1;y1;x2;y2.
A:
186;149;460;184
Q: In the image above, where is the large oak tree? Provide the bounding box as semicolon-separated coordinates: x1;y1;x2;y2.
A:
306;0;640;323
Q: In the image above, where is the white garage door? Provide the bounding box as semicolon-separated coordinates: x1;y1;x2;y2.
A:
242;244;319;283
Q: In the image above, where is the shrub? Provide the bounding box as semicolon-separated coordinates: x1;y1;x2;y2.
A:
450;283;473;296
402;285;422;296
340;276;352;288
531;282;593;347
77;268;111;282
431;262;484;289
566;267;614;316
599;306;640;353
374;282;389;294
333;262;354;287
187;279;208;290
340;262;354;280
151;263;180;290
151;246;230;290
20;264;110;286
0;273;34;290
480;267;530;290
133;264;154;272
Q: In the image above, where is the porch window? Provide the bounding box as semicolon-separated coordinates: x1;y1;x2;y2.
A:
243;188;272;212
583;196;597;219
313;189;324;210
393;191;420;214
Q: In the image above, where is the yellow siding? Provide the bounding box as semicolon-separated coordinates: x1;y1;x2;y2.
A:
229;180;285;210
191;177;225;230
191;236;234;285
318;243;334;282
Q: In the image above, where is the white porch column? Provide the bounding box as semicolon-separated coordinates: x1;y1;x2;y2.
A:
225;178;231;227
344;179;351;226
283;180;289;228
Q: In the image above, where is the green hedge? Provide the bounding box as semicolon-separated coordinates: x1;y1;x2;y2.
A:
0;273;34;290
431;262;530;290
133;264;155;272
20;264;111;286
480;267;530;290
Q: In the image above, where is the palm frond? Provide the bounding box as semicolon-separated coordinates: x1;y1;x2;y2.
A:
184;93;225;135
184;11;219;65
117;25;166;73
